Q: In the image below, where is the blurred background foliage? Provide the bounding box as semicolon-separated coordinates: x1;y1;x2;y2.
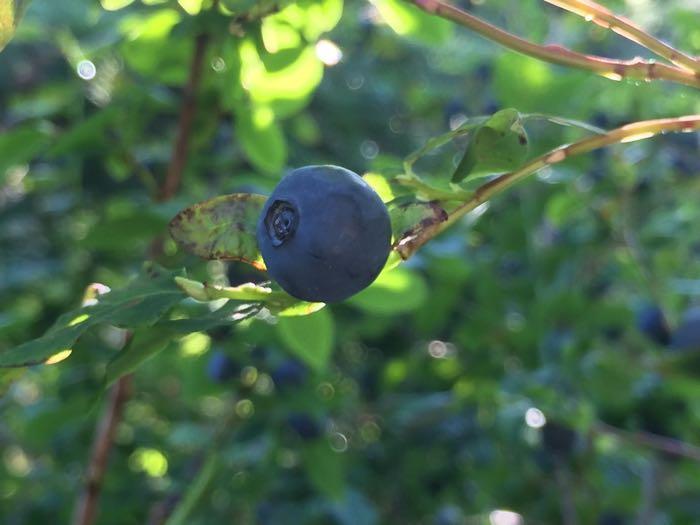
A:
1;0;700;523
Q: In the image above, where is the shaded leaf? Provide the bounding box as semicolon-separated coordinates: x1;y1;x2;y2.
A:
301;440;346;501
104;329;172;386
169;193;267;269
0;123;52;177
452;108;529;182
0;264;184;367
403;116;486;175
394;172;471;201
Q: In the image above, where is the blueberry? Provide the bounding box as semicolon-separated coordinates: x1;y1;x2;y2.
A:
256;165;392;303
636;304;671;346
271;359;307;390
206;351;239;383
286;413;322;440
542;422;577;458
671;307;700;351
598;512;627;525
433;505;463;525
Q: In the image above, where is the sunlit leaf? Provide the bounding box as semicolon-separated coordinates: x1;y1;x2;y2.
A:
235;105;287;175
238;38;323;118
0;0;30;51
269;0;343;41
100;0;135;10
370;0;452;44
276;308;334;371
349;266;428;315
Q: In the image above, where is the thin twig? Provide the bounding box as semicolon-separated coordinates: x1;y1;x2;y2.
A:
71;375;133;525
159;32;210;201
75;6;218;521
147;396;241;525
555;463;579;525
396;115;700;258
407;0;700;88
594;421;700;462
545;0;700;74
636;460;659;525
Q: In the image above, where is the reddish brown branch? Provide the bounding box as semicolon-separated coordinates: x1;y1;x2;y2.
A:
71;375;133;525
409;0;700;88
545;0;700;73
159;32;210;201
594;422;700;462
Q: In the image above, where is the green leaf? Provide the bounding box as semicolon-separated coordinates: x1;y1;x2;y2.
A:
370;0;452;44
349;266;428;315
238;38;324;118
119;9;189;84
301;440;346;501
104;302;261;385
267;0;344;42
165;451;220;525
402;115;486;176
82;212;168;252
235;105;287;175
394;172;471;201
452;108;529;182
389;198;448;244
159;302;261;333
174;277;325;317
49;108;119;156
169;193;267;268
104;329;173;386
0;123;52;178
0;264;185;368
276;308;334;371
0;0;30;52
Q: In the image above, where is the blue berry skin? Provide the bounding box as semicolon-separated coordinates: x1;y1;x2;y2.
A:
271;359;307;390
286;413;322;440
256;165;392;303
636;304;671;346
207;351;239;383
671;307;700;351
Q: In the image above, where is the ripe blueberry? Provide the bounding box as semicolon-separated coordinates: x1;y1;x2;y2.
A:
671;307;700;351
257;165;392;303
271;358;307;390
286;413;322;440
206;351;239;383
542;422;577;458
636;304;670;346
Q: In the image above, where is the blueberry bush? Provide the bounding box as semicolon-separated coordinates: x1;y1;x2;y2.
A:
0;0;699;524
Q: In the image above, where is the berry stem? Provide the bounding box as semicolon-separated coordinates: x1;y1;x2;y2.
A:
396;115;700;258
544;0;700;74
71;373;133;525
408;0;700;88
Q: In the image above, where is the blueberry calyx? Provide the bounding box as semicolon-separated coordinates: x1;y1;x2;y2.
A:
265;200;298;247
